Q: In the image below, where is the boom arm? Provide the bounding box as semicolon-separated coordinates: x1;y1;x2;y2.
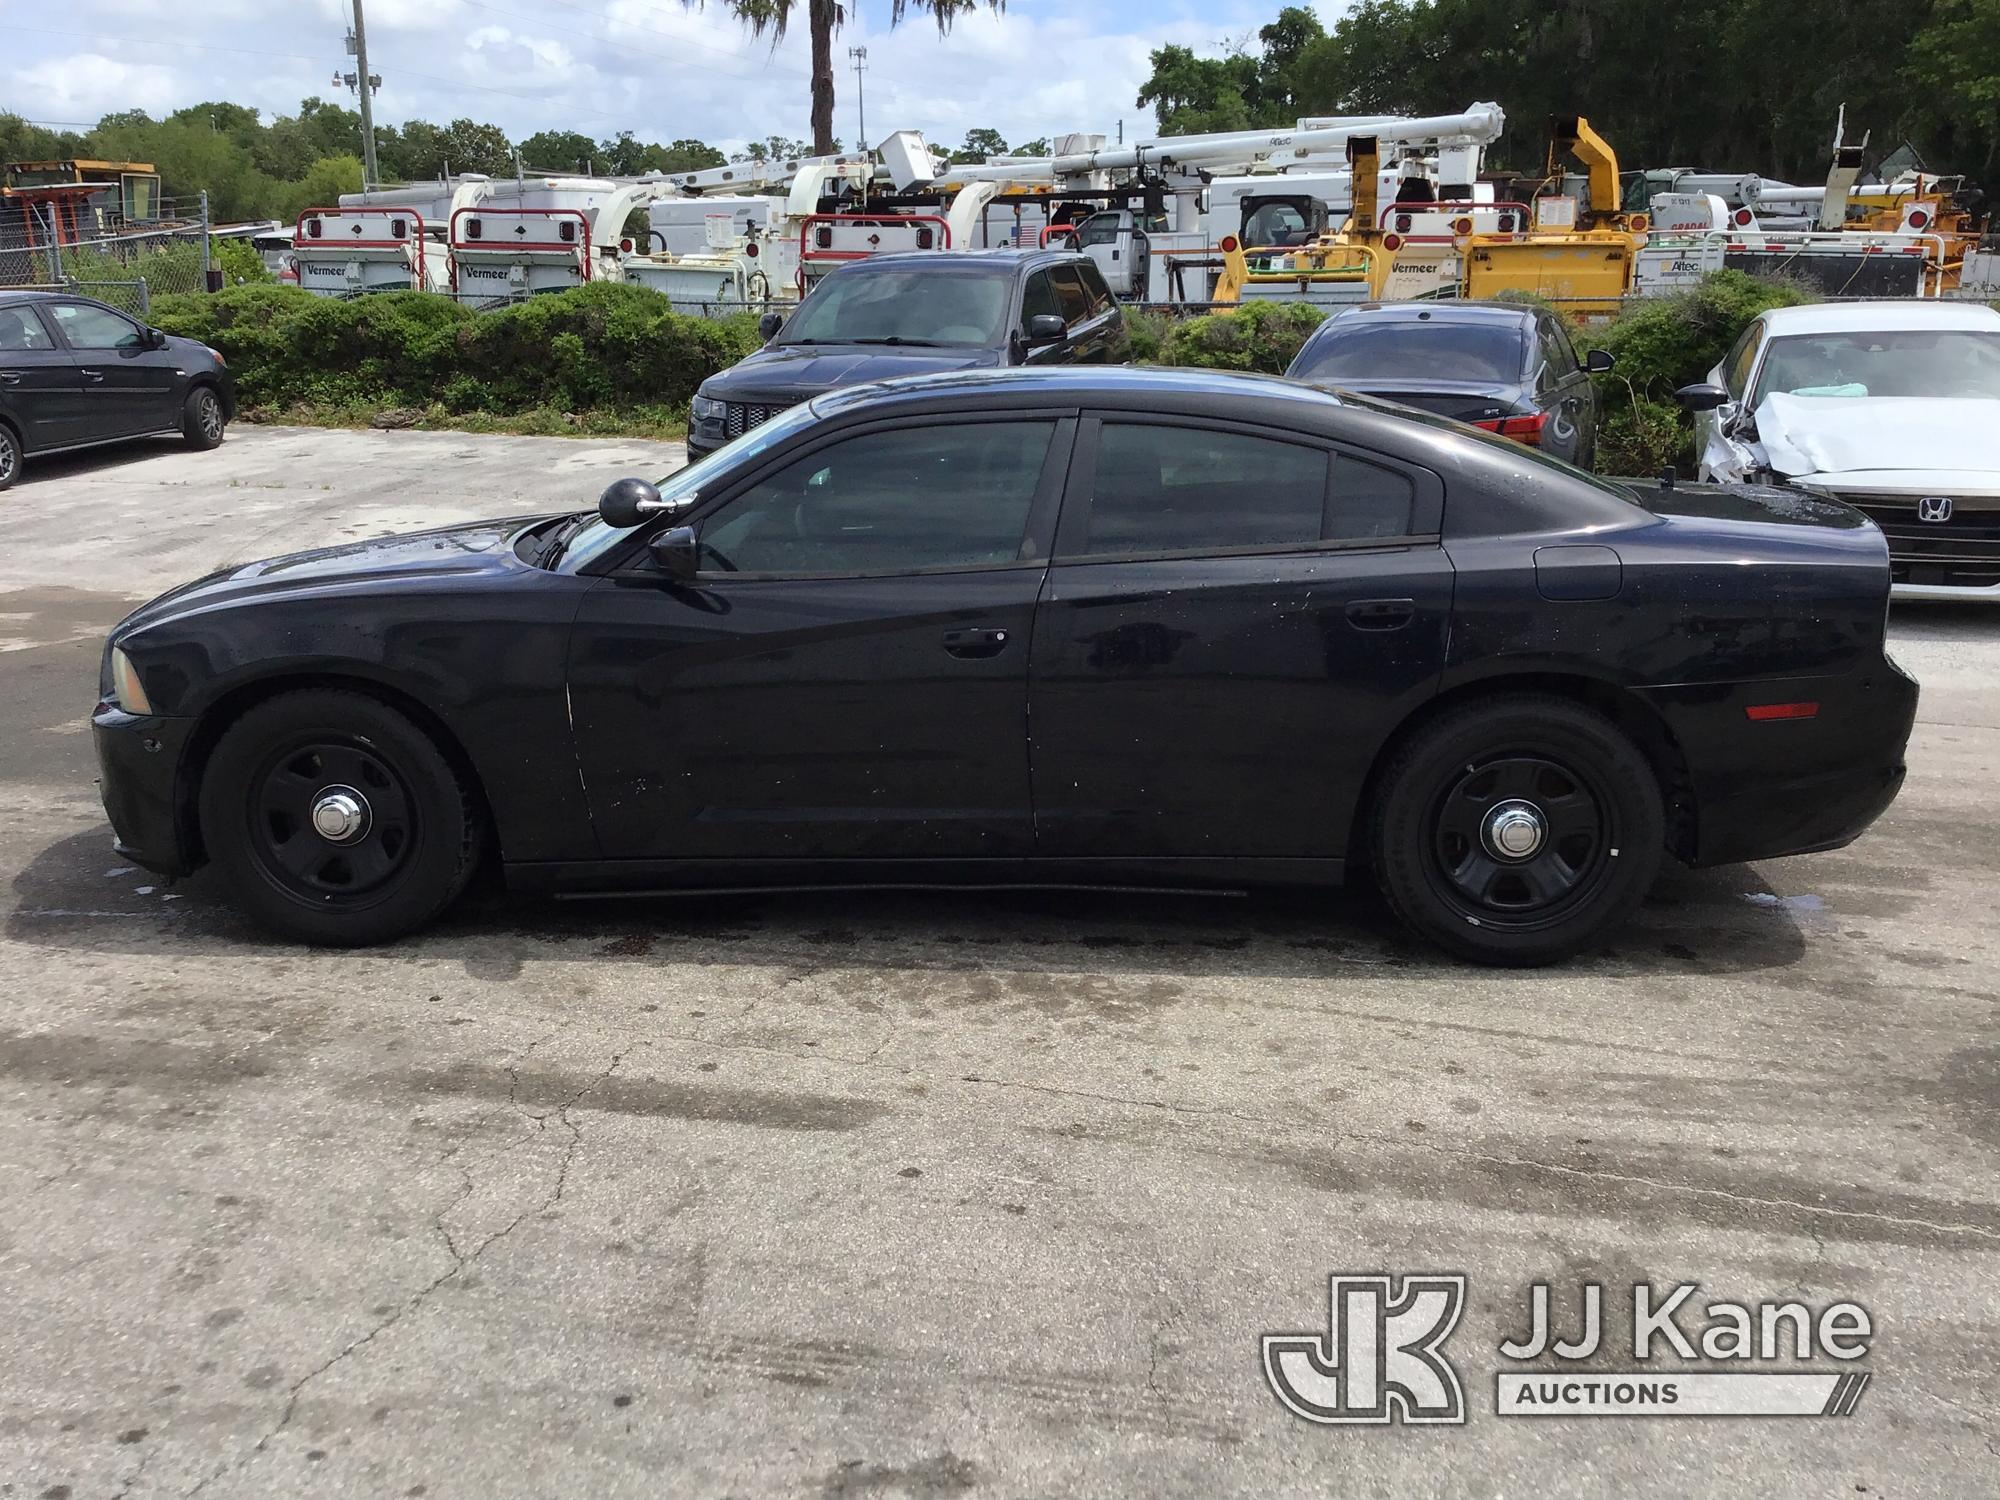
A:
1550;116;1621;216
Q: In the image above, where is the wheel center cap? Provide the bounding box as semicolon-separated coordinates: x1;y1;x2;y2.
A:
1483;799;1545;860
310;785;370;843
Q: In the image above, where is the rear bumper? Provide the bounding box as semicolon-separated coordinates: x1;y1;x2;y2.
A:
1646;662;1919;868
92;705;197;877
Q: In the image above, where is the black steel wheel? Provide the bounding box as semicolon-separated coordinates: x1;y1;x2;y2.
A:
1372;694;1663;966
182;386;225;450
200;689;481;945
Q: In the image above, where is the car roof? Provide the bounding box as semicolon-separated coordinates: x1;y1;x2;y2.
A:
809;365;1344;421
1757;301;2000;336
0;289;62;304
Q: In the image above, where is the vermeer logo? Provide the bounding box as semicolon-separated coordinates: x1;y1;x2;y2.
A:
1264;1275;1873;1426
1262;1274;1468;1424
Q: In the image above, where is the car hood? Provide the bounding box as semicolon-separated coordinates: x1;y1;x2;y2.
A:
115;516;541;635
1755;394;2000;481
703;344;1004;401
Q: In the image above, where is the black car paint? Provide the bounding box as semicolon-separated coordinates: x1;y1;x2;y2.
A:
685;251;1128;459
94;367;1914;904
0;290;234;464
1286;301;1600;468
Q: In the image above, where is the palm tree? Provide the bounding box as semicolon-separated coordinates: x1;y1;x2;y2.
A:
690;0;1005;156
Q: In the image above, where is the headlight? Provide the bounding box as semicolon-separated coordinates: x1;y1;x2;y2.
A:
108;646;154;714
205;345;227;367
690;394;725;423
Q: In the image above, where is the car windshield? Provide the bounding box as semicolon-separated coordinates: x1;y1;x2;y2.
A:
776;268;1013;348
1290;320;1528;384
553;402;824;573
1751;329;2000;403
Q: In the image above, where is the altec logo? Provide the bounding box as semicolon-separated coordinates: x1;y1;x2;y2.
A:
1262;1275;1468;1424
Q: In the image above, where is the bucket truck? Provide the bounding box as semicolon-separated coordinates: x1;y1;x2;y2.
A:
948;105;1506;304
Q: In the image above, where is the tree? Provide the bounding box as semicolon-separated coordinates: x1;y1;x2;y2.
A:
518;129;599;173
1135;43;1260;134
949;127;1008;163
276;155;365;220
688;0;1007;155
730;135;814;163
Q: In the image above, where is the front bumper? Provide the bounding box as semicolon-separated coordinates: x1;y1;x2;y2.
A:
92;705;198;876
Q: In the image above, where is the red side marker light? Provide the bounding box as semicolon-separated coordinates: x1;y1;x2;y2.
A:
1746;702;1819;721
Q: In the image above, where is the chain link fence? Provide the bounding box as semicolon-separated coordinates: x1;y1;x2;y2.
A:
0;191;217;315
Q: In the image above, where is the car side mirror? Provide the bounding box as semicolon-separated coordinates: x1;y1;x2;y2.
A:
757;311;784;341
138;327;167;350
1674;382;1730;412
648;525;699;581
598;476;666;527
1025;313;1068;344
1585;348;1614;374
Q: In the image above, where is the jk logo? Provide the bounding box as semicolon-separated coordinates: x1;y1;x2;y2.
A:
1263;1274;1468;1425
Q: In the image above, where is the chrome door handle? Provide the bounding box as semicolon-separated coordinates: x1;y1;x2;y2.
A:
82;369;106;383
0;371;20;384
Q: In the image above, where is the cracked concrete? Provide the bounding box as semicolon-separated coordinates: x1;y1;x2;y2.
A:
0;426;1996;1497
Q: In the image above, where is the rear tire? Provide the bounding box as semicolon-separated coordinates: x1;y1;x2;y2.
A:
1371;694;1663;966
0;423;20;491
182;385;225;450
198;689;481;945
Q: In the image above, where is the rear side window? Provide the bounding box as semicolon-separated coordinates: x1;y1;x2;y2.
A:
1051;268;1094;326
0;306;54;350
1071;425;1321;556
1075;261;1116;316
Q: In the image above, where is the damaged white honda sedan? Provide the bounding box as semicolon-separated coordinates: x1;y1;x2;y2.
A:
1676;301;2000;601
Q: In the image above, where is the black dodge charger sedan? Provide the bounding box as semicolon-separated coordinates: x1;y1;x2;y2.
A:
92;367;1915;964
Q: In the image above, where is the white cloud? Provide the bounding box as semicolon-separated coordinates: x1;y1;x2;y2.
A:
3;52;185;122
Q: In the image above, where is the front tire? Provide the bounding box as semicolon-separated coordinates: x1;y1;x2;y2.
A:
1371;694;1664;966
198;689;481;945
0;423;20;491
182;385;226;450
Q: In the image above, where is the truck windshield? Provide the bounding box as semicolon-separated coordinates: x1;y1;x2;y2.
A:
1291;320;1528;384
778;268;1013;348
1751;330;2000;403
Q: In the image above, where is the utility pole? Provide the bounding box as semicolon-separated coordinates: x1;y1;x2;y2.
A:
350;0;381;188
848;45;868;151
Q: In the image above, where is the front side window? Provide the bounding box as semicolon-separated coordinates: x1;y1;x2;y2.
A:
1075;424;1362;557
1724;323;1762;399
1019;272;1062;329
1076;261;1117;316
697;421;1056;576
49;302;142;350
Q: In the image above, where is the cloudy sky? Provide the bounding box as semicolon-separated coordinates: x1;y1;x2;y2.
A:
1;0;1348;158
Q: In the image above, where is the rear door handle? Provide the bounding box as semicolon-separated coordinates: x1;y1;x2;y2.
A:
942;626;1011;660
1345;598;1416;631
81;369;105;384
0;370;19;384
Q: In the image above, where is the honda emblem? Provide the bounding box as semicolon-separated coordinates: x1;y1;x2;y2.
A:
1917;496;1954;523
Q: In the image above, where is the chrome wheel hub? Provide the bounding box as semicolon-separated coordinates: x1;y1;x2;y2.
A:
1482;798;1546;861
310;785;370;843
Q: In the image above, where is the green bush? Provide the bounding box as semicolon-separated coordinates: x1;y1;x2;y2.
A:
1122;306;1171;363
1160;300;1329;374
150;280;762;416
1576;270;1819;472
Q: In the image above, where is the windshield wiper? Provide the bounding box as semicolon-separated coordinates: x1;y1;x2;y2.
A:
846;336;950;347
535;513;593;568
